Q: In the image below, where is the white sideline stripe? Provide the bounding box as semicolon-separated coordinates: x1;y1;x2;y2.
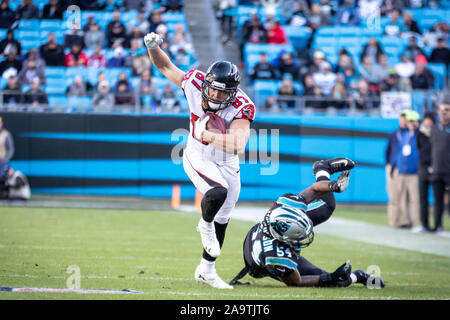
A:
0;274;192;281
226;206;450;258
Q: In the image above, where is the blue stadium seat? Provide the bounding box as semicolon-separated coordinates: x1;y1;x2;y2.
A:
40;30;64;44
427;62;447;89
45;68;65;79
244;43;294;61
68;96;92;112
20;39;42;52
48;95;68;109
18;20;40;30
104;68;133;87
0;29;7;39
284;26;312;50
162;12;186;23
46;78;67;95
40;19;63;31
312;36;338;51
253;80;278;107
15;30;40;40
66;67;89;81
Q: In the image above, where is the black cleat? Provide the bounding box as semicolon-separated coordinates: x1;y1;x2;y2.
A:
312;157;355;175
353;269;385;288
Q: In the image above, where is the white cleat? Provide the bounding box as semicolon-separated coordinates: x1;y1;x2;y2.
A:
197;220;221;258
194;265;233;289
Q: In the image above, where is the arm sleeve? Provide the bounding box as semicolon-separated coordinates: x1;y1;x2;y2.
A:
4;131;14;163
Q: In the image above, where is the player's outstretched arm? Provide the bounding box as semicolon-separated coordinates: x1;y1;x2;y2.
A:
144;32;185;88
201;118;250;155
300;171;351;204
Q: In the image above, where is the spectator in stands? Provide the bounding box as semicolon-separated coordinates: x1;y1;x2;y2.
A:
22;77;48;106
66;75;87;96
380;0;409;16
242;13;267;45
39;33;65;67
287;1;310;27
349;78;378;110
267;19;288;44
158;83;180;111
263;96;281;112
82;15;98;32
335;0;360;26
402;11;421;35
395;110;421;232
372;53;391;84
359;0;383;20
417;112;436;232
307;49;326;75
336;50;355;74
308;3;332;31
173;48;191;68
84;22;105;50
115;81;135;106
107;10;127;48
410;54;434;90
128;26;145;49
16;0;39;20
168;23;185;43
384;9;404;36
93;71;106;92
216;0;235;44
306;85;326;109
0;1;16;29
42;0;63;19
404;36;426;62
0;30;21;58
379;69;401;91
17;57;46;86
277;75;298;109
107;46;125;68
343;67;359;93
312;61;336;96
0;52;21;80
169;33;193;58
93;80;114;110
148;10;166;33
63;23;85;50
330;75;348;109
137;68;158;100
278;53;300;81
358;56;378;85
65;44;88;67
430;99;450;234
24;48;46;73
395;52;415;89
429;38;450;68
360;37;384;65
156;24;169;45
249;52;278;82
127;11;149;35
125;39;151;76
87;45;106;68
302;73;315;96
385;110;408;228
2;76;21;104
162;0;183;12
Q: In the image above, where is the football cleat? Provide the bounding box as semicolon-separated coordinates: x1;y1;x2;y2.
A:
194;264;233;289
313;157;355;175
353;269;385;288
197;219;221;258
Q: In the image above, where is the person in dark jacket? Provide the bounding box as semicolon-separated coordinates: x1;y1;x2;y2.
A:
0;30;22;57
249;52;278;82
429;38;450;70
416;112;436;232
0;0;16;29
41;0;63;19
39;33;65;66
16;0;40;19
429;100;450;234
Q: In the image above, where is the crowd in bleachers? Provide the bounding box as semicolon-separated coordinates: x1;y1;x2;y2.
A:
0;0;194;112
217;0;450;113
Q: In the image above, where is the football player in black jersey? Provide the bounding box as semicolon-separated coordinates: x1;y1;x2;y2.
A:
230;158;385;288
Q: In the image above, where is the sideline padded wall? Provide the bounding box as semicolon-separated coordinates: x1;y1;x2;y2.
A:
1;112;398;203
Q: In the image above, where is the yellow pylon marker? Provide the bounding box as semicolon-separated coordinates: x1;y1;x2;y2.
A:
194;190;202;213
171;185;181;210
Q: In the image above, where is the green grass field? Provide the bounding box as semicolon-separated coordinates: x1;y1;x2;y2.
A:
0;206;449;300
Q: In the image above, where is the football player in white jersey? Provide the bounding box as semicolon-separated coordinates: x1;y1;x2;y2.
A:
144;32;256;289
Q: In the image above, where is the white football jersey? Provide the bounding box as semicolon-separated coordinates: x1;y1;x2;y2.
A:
181;69;256;166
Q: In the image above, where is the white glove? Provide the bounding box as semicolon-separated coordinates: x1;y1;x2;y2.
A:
144;32;163;50
329;170;350;193
193;116;210;141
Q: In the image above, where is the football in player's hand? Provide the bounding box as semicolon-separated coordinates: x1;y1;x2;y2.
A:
202;113;227;134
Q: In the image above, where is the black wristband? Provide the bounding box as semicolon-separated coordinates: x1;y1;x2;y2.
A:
318;272;336;287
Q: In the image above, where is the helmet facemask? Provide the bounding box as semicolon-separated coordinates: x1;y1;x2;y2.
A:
201;80;237;111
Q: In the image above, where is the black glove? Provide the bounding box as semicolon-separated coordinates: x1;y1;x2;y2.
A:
318;260;352;287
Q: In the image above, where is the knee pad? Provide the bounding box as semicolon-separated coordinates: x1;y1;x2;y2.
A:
201;187;228;222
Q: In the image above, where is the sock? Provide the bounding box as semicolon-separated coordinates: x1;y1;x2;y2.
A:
199;257;215;274
202;221;228;262
315;170;330;181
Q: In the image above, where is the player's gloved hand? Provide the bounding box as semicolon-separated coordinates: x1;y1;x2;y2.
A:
193;115;210;142
144;32;163;49
329;170;350;193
